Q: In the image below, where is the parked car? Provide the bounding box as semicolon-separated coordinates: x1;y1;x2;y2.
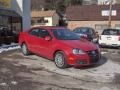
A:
0;27;14;45
99;29;120;48
19;26;101;68
73;27;98;43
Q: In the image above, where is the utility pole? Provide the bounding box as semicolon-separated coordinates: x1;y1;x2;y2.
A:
108;0;113;28
11;0;31;31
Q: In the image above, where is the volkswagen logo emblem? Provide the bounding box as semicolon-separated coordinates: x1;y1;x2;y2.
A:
92;51;96;55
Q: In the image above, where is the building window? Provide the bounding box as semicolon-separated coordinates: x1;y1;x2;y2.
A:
37;17;44;23
44;20;48;23
37;19;42;23
37;18;48;24
31;17;49;26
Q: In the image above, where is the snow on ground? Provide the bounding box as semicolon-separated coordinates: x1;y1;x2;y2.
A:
0;43;20;53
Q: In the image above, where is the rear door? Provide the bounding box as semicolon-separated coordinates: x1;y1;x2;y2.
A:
27;28;53;57
36;28;53;58
27;28;40;53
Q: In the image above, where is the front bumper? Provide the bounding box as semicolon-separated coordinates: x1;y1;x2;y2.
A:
99;40;120;47
99;43;120;47
67;50;100;66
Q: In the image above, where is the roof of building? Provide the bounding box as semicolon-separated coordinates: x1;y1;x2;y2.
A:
0;8;21;17
31;10;56;18
66;4;120;21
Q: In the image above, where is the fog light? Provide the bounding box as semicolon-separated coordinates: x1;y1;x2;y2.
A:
69;57;74;61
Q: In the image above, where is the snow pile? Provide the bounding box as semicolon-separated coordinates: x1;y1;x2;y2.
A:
0;43;20;53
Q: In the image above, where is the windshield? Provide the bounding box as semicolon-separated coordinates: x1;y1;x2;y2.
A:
102;29;120;35
53;29;80;40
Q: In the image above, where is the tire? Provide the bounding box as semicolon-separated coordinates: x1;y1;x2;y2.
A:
21;43;30;55
54;51;68;69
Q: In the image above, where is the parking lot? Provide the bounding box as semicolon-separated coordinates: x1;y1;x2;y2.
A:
0;48;120;90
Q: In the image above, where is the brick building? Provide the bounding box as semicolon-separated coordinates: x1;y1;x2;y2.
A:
66;5;120;34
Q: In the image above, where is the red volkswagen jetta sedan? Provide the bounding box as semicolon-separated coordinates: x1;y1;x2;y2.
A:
19;26;101;68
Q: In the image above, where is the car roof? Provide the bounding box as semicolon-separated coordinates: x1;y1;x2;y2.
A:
74;27;94;30
103;29;120;31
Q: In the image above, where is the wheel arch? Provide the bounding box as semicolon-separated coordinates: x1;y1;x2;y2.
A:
20;41;26;47
53;50;69;68
53;50;64;60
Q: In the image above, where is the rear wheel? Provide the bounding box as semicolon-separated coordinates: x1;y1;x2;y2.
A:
54;51;68;69
21;43;30;55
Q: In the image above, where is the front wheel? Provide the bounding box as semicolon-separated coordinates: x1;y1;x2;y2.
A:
54;51;68;69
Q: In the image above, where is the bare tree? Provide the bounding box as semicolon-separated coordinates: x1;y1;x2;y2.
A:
0;0;11;8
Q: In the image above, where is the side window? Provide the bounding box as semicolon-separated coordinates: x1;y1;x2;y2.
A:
74;29;82;33
29;29;39;37
74;29;79;33
39;29;50;38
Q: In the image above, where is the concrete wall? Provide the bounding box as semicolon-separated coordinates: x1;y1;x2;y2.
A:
67;21;120;34
11;0;31;31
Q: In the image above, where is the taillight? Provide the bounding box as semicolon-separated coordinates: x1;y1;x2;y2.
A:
118;37;120;41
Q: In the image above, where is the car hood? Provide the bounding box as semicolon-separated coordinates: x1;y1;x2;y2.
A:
59;39;97;51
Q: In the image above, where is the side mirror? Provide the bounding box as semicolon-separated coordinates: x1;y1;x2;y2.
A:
81;34;88;39
45;36;52;41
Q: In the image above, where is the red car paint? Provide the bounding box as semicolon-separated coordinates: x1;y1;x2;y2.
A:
19;26;101;66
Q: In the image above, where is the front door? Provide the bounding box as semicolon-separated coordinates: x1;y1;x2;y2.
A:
27;28;40;53
36;28;53;58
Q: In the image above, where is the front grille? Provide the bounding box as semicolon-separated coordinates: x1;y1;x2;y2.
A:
86;50;98;56
86;50;99;63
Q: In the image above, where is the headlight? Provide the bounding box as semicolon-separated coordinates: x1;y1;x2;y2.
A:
73;49;85;55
